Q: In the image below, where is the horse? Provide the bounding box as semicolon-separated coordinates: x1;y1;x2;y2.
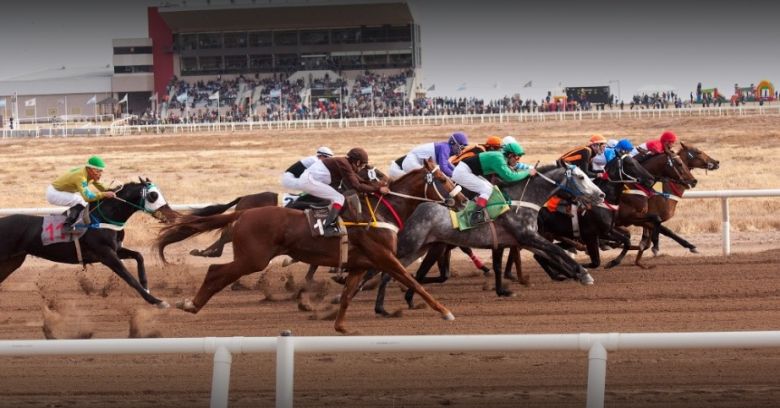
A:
155;159;465;334
0;178;177;307
535;151;656;273
646;143;720;255
372;163;605;315
616;151;698;268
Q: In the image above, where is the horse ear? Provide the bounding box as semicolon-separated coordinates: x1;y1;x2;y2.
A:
145;177;151;183
680;142;687;150
139;176;144;184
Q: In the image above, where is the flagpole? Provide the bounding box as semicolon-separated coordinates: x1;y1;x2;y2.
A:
14;92;18;130
64;96;68;137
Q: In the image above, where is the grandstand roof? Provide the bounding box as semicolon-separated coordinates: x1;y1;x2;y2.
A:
0;66;112;96
159;1;413;32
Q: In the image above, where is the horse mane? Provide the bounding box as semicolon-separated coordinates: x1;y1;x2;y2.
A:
388;166;428;189
536;163;559;173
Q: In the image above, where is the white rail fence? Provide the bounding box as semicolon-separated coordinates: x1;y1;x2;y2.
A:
1;331;779;408
2;104;779;137
2;189;778;256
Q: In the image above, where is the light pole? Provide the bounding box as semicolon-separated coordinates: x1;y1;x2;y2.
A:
608;80;621;104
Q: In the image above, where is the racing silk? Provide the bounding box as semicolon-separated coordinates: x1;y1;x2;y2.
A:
285;155;318;177
450;144;487;166
51;166;108;202
559;145;595;176
630;140;663;157
320;157;381;194
407;142;456;177
603;147;618;164
462;151;532;183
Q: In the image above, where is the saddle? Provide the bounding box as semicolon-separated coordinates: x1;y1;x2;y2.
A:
41;209;90;246
304;206;345;238
450;186;509;231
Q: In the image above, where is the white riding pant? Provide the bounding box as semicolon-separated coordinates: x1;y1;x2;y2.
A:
280;171;300;190
297;172;345;206
452;163;493;200
401;154;424;173
388;161;406;179
46;185;87;207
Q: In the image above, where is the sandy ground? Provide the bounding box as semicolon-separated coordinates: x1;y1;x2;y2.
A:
0;116;779;407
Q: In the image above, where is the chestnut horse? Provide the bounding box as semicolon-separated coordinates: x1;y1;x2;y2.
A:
156;159;464;333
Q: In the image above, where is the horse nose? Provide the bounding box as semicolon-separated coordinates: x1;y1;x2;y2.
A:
691;179;698;188
710;161;720;170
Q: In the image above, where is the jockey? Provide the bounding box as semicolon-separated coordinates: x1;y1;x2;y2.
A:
46;155;117;231
280;146;333;190
631;131;677;158
591;139;618;173
452;142;537;224
502;136;531;171
388;131;468;179
558;134;608;178
605;138;635;164
298;147;389;229
450;135;503;165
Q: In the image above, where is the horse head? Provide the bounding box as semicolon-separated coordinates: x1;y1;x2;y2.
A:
388;158;465;208
558;165;605;205
506;163;604;206
642;152;698;188
679;143;720;171
113;178;179;223
606;154;656;189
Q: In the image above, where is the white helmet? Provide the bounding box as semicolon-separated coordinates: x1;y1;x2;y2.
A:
316;146;333;157
502;136;517;146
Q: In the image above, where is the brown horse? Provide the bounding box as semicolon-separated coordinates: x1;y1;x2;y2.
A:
156;159;465;333
646;143;720;255
616;151;698;268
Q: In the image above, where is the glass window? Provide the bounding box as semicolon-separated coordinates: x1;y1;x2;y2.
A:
224;32;247;48
250;55;273;71
181;57;198;73
333;55;362;70
113;46;153;55
199;33;222;49
182;34;198;51
225;55;247;71
389;53;412;68
249;31;272;47
361;26;386;43
275;54;299;70
274;31;298;46
300;30;329;45
199;56;222;72
364;54;387;68
332;28;360;44
387;25;411;42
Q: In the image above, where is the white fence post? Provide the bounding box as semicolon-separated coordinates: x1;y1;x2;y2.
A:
210;345;232;408
276;330;295;408
586;342;607;408
721;197;730;256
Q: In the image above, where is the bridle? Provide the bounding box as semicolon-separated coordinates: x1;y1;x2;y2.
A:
385;165;462;206
94;183;168;226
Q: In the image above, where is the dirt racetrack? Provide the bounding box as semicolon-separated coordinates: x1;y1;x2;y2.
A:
0;116;779;407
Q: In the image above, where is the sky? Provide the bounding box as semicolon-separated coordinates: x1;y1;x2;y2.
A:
0;0;778;101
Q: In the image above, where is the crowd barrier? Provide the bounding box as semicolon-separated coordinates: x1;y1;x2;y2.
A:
2;188;777;256
1;104;779;138
0;330;779;408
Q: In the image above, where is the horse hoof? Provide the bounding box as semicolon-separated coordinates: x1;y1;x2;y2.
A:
577;272;595;285
605;261;619;269
497;290;514;297
504;274;519;282
281;257;298;267
442;312;455;321
189;249;202;256
651;248;659;257
175;299;197;313
689;247;699;254
156;300;170;309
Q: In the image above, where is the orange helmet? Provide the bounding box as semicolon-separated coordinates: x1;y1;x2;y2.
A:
485;136;502;148
589;134;607;145
660;131;677;144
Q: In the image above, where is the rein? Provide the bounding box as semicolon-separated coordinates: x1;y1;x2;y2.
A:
385;165;456;204
91;184;157;227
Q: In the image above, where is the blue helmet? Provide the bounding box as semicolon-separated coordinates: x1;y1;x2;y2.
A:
616;139;634;152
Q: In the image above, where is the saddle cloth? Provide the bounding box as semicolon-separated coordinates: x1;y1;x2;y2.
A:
304;207;345;238
41;210;89;246
450;186;509;231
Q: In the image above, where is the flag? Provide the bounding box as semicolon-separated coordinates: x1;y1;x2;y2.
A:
523;80;533;88
427;84;435;92
118;94;128;104
393;85;405;94
269;89;281;98
176;92;188;103
149;93;158;102
456;83;467;91
0;98;5;108
360;86;373;95
25;98;36;107
86;95;97;105
208;91;219;100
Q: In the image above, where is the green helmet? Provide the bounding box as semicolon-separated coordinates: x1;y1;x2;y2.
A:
86;155;106;170
503;142;524;156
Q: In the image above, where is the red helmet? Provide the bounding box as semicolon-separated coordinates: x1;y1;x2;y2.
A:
660;131;677;144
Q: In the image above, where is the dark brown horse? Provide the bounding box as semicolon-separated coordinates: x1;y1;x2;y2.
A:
646;143;720;255
616;151;698;268
156;159;465;333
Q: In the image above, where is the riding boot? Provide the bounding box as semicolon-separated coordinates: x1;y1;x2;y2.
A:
63;204;85;232
323;204;342;229
470;197;488;225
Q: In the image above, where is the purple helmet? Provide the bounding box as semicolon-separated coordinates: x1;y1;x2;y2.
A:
449;131;468;147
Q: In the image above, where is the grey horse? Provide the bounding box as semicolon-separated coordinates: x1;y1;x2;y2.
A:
373;163;605;315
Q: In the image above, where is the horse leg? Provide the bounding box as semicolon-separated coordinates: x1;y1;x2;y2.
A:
405;244;450;309
116;247;148;291
656;224;698;254
190;227;231;258
374;251;454;321
634;224;657;269
374;272;394;317
459;246;490;275
334;270;368;334
97;250;167;307
489;248;512;297
304;264;319;282
605;228;631;269
581;234;601;269
185;259;257;313
532;253;569;281
521;232;594;285
0;254;27;285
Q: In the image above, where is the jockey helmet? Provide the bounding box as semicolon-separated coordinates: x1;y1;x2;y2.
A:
86;155;106;170
485;136;502;148
502;136;518;146
503;142;524;157
449;131;469;147
616;139;634;152
660;131;677;144
607;139;618;148
589;134;607;145
316;146;333;157
346;147;369;164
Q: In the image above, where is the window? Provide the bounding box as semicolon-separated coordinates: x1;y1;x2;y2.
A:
199;33;222;49
300;30;329;45
249;31;272;47
333;55;362;70
224;32;247;48
361;26;386;43
274;31;298;46
250;55;273;71
364;54;388;68
225;55;247;71
113;65;153;74
332;28;360;44
182;34;198;51
387;25;411;42
181;57;198;73
113;46;153;54
275;54;299;70
199;56;222;72
389;52;412;68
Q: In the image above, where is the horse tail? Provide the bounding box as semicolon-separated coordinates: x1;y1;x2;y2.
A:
189;196;243;217
156;212;242;262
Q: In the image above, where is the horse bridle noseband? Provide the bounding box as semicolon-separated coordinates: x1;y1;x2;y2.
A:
386;165;461;207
